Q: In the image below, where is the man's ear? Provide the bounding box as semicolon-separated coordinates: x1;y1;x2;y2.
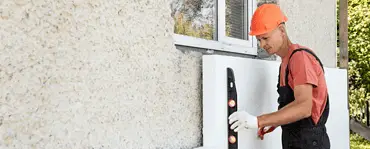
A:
278;25;286;37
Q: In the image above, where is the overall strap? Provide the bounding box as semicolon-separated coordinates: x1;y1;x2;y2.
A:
285;48;325;86
277;65;282;88
284;48;330;127
287;48;325;73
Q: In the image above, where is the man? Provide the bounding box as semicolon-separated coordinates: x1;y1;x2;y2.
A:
228;3;330;149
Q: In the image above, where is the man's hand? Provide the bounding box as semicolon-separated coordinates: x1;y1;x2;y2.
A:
228;111;258;132
257;126;276;140
257;84;313;128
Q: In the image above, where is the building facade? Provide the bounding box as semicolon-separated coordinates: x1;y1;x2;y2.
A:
0;0;337;148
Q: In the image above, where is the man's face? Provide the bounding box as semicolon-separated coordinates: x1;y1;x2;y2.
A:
256;25;284;55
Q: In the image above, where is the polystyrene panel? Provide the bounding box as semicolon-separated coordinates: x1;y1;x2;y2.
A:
198;55;349;149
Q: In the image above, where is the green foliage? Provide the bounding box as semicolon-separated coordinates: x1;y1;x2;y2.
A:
347;0;370;120
348;0;370;87
351;132;370;149
342;0;370;146
173;13;214;40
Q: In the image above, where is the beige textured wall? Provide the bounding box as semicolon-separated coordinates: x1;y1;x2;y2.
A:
0;0;202;148
279;0;337;67
257;0;337;67
0;0;337;149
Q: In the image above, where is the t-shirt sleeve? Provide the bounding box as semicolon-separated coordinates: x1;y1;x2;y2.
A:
289;51;320;88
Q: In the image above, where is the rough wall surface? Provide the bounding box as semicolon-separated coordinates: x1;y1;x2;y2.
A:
0;0;337;148
0;0;202;149
279;0;337;67
256;0;337;67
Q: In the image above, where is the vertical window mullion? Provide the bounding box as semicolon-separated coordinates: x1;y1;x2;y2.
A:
244;0;249;40
214;0;219;41
217;0;226;43
249;0;258;48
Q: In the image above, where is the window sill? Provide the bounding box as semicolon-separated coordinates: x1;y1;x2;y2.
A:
173;34;258;56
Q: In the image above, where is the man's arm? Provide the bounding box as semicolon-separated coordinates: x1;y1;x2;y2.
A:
257;84;313;128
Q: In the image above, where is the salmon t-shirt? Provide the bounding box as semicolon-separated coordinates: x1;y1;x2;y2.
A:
279;44;328;125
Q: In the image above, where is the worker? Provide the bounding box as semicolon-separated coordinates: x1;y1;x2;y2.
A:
228;3;330;149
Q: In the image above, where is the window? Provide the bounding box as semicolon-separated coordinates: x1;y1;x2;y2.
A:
171;0;257;55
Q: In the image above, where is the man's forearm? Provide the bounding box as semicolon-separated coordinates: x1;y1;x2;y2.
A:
257;100;311;128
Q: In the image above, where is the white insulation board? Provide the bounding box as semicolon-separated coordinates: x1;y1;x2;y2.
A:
200;55;349;149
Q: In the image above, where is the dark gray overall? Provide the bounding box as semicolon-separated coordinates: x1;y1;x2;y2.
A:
277;48;330;149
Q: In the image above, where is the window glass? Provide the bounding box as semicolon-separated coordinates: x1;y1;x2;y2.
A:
171;0;216;40
225;0;247;40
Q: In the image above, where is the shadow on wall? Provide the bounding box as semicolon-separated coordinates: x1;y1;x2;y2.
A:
257;46;277;61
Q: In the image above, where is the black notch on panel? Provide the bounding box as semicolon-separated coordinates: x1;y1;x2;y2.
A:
227;67;238;149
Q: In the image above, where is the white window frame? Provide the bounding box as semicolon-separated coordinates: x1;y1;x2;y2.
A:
173;0;258;55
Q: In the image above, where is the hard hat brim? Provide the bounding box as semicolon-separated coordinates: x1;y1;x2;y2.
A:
249;19;287;36
249;26;276;36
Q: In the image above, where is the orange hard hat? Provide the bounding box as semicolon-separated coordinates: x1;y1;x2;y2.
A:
249;4;288;36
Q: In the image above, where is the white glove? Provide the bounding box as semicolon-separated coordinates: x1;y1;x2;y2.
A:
228;111;258;132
